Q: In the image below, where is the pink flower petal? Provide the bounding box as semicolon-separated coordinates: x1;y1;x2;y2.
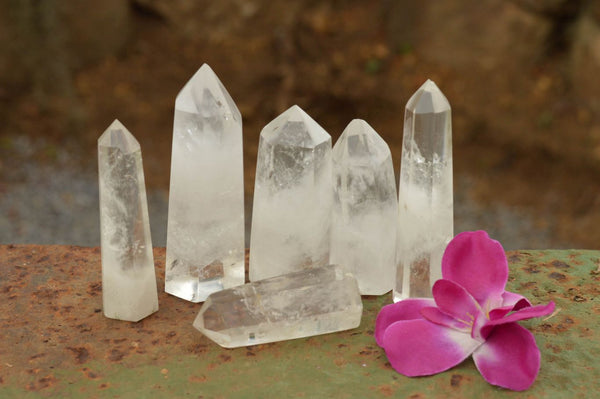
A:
480;302;555;339
432;279;482;324
502;291;532;310
471;312;490;342
382;319;481;376
473;323;541;391
420;306;471;332
374;298;435;347
442;231;508;306
489;291;532;320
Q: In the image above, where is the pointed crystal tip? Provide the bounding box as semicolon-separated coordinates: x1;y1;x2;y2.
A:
343;119;372;137
285;105;310;122
333;119;390;165
98;119;140;154
261;105;330;148
175;63;241;121
406;79;450;114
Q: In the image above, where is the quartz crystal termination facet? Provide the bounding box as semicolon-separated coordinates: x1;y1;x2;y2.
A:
193;264;363;348
98;120;158;322
331;119;398;295
395;80;453;302
249;105;332;281
166;64;245;303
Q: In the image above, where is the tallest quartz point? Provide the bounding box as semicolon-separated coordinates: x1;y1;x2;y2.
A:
395;80;453;302
166;64;245;302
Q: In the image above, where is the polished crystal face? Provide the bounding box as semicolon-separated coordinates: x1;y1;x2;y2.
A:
98;119;158;322
395;80;454;302
193;265;363;348
249;105;332;282
166;64;245;303
331;119;398;295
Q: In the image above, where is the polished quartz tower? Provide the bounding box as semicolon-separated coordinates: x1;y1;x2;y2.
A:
249;105;332;282
395;80;453;302
98;120;158;321
166;64;245;302
194;264;363;348
331;119;397;295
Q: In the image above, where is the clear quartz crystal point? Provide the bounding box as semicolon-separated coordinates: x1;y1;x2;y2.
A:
331;119;398;295
193;264;362;348
249;105;332;282
165;64;245;302
98;120;158;322
394;80;454;302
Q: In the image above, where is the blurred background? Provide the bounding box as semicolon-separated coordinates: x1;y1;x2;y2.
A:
0;0;599;250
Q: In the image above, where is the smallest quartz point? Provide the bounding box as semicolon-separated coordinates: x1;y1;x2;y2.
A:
98;119;158;322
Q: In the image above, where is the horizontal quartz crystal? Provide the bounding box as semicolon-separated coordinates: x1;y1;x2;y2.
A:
193;265;363;348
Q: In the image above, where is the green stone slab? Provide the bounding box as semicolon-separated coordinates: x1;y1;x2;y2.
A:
0;245;598;397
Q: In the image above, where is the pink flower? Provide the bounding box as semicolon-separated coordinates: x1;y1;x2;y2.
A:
375;231;555;391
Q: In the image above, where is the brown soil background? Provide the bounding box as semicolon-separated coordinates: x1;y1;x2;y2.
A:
1;0;599;249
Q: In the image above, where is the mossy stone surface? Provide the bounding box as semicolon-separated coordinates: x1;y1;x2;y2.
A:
0;245;598;397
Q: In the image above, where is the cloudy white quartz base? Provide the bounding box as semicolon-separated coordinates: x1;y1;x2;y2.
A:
394;80;454;302
249;105;332;282
330;119;398;295
165;64;245;303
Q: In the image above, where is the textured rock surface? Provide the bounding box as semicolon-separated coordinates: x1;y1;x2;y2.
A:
0;245;597;397
98;120;158;321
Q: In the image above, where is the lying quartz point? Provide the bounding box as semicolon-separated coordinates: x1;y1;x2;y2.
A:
331;119;398;295
193;264;362;348
165;64;245;302
395;80;454;302
98;120;158;322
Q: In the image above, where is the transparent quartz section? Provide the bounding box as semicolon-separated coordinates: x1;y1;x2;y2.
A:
98;120;158;321
249;105;332;282
193;264;363;348
331;119;398;295
166;64;245;302
394;80;454;302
